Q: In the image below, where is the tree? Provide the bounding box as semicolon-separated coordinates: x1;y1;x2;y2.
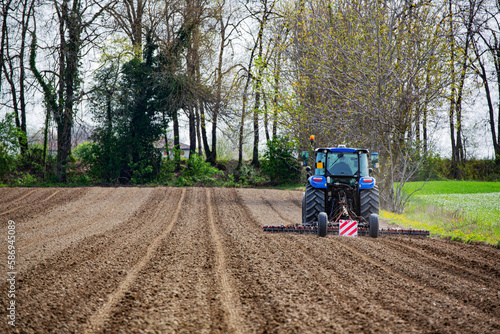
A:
0;112;21;179
183;0;204;159
261;135;301;184
446;0;481;177
88;61;121;181
106;0;147;55
90;37;163;183
470;0;500;162
30;0;110;182
1;0;36;154
283;0;450;212
194;0;244;165
116;54;162;183
244;0;277;167
237;40;258;169
157;21;199;170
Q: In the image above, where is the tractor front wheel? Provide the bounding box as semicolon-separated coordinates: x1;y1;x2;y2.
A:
318;212;328;237
302;192;306;225
369;213;379;238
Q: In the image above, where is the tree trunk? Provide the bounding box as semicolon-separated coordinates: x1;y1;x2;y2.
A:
448;0;458;178
208;12;226;166
2;57;24;151
263;92;269;142
423;68;431;155
238;29;259;169
237;101;246;169
272;47;281;137
251;12;266;167
252;90;260;167
173;109;181;171
162;110;170;161
210;113;217;164
31;30;59;174
474;13;500;162
56;115;72;182
53;0;83;182
186;17;199;158
238;74;252;169
2;2;30;154
480;68;499;159
42;108;50;178
423;107;427;154
18;0;34;154
455;3;476;163
0;0;12;94
200;101;212;161
495;42;500;161
188;105;197;156
195;104;202;156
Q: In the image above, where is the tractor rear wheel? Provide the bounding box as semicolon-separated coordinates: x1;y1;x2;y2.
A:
318;212;328;237
304;183;325;226
360;186;379;221
369;213;379;238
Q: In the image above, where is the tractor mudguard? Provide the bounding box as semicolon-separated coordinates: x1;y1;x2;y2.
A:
308;175;327;189
358;176;375;190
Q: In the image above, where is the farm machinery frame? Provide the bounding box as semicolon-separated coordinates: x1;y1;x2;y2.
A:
263;139;430;238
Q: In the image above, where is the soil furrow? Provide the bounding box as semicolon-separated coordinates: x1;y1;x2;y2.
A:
0;188;179;333
217;188;417;333
17;188;146;272
0;189;36;209
387;237;500;275
207;188;247;333
85;188;186;333
100;188;225;333
340;236;500;321
0;187;498;334
382;237;499;288
237;188;499;333
0;188;29;205
0;188;89;224
323;237;499;332
0;188;60;216
287;197;302;208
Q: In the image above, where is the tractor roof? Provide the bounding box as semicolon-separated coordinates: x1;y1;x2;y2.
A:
315;147;369;154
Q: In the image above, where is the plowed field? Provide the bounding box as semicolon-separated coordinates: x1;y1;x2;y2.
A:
1;187;499;333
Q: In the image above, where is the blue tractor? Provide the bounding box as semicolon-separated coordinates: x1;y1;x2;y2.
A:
302;145;380;237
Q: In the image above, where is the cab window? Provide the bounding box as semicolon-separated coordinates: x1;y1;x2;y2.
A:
327;152;356;176
359;153;369;177
314;152;325;175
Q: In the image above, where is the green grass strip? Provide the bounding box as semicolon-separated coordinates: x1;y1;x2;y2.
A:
401;180;500;195
382;191;500;247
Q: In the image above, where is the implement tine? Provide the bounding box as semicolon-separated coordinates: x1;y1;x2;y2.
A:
263;226;430;237
379;228;430;237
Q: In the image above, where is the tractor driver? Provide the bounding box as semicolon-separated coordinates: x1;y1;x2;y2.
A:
328;153;353;175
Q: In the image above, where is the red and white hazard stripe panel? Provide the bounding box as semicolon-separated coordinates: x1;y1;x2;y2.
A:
339;220;358;237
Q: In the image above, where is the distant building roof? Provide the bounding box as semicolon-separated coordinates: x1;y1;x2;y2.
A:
154;139;190;150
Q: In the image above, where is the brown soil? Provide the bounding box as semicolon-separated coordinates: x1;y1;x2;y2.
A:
0;187;498;333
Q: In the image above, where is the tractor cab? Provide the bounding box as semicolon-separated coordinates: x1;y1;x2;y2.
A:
314;148;370;187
